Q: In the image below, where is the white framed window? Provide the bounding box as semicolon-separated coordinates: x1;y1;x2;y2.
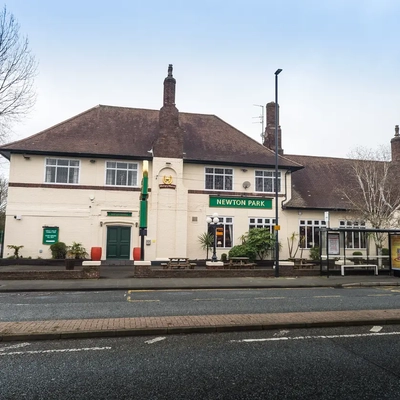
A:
207;216;233;248
339;220;366;249
205;167;233;191
299;220;326;249
105;161;138;187
255;170;281;193
45;158;80;184
249;217;275;233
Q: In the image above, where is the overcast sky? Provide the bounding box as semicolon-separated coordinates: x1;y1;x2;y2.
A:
2;0;400;175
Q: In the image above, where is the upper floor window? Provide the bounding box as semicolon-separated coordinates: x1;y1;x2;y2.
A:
45;158;80;184
205;167;233;191
255;170;281;192
106;161;138;186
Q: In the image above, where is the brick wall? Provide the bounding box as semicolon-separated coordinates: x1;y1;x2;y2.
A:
0;266;100;280
134;265;320;278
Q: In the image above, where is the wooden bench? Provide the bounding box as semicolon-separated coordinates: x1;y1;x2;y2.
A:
341;264;378;276
163;258;197;269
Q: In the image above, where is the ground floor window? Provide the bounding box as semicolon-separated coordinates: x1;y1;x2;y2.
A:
207;216;233;248
299;220;326;249
339;220;366;249
249;217;275;234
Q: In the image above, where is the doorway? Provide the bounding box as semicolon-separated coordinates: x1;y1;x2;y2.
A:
106;226;131;259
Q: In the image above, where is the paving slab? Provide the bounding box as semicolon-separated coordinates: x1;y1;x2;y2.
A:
0;274;399;292
1;309;400;342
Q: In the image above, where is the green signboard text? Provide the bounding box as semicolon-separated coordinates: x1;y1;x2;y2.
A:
209;196;272;209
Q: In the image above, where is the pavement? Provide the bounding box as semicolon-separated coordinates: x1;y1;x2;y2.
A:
1;265;400;342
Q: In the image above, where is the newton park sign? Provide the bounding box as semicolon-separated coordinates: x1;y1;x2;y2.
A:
209;196;272;209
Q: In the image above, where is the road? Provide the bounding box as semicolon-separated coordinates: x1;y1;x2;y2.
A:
2;325;400;399
0;286;400;321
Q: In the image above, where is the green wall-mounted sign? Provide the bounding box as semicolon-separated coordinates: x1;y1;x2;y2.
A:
107;211;132;217
209;196;272;209
43;227;59;245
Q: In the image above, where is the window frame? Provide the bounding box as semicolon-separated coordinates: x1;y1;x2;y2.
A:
339;220;366;249
299;219;326;249
44;157;80;185
254;169;281;193
207;216;234;248
205;167;233;191
105;160;139;187
249;217;275;234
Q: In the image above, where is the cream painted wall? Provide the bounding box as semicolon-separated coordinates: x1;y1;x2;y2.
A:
10;152;373;262
4;155;146;259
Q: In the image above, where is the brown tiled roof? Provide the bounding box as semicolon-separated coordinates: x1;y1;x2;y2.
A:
284;154;355;210
0;105;302;170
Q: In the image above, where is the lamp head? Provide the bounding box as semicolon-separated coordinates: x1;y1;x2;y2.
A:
275;68;282;75
206;217;212;224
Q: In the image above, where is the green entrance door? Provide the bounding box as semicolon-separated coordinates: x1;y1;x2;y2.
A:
106;226;131;259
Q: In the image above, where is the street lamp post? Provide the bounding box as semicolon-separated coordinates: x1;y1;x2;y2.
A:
206;212;220;262
274;68;282;277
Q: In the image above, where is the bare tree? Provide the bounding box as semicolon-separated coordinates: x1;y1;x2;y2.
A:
0;174;7;230
0;6;37;140
341;145;400;249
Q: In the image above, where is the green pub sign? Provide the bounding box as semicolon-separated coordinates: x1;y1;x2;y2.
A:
209;196;272;209
43;227;59;245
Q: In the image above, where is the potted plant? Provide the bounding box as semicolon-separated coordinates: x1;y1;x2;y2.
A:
198;232;214;260
65;242;88;270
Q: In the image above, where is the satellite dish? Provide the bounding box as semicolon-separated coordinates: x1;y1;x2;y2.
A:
242;181;251;189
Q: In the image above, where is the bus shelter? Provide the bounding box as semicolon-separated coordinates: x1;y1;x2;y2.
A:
318;228;400;277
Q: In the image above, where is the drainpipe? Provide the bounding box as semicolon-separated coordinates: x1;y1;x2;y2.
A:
281;170;290;209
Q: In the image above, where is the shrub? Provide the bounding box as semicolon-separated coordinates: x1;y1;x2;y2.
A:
7;245;23;259
309;246;320;261
382;248;389;256
228;245;256;261
221;253;227;262
50;242;68;259
242;228;276;260
352;251;363;265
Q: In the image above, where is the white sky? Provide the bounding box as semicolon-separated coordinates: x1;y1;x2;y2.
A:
2;0;400;176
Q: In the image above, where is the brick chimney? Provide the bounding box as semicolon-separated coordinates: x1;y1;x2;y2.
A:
153;64;184;158
391;125;400;162
263;101;283;155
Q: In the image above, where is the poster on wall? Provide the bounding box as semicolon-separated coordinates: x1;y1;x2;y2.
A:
390;235;400;270
328;233;340;255
43;227;59;245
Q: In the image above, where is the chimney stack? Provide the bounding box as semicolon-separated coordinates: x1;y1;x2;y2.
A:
153;65;184;158
391;125;400;162
263;101;283;154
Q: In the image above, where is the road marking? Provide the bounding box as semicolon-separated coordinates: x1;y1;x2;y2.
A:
255;297;285;300
370;326;382;332
145;337;166;344
193;298;225;301
367;294;393;297
126;298;160;303
0;346;112;357
230;331;400;343
0;342;30;352
313;295;341;298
